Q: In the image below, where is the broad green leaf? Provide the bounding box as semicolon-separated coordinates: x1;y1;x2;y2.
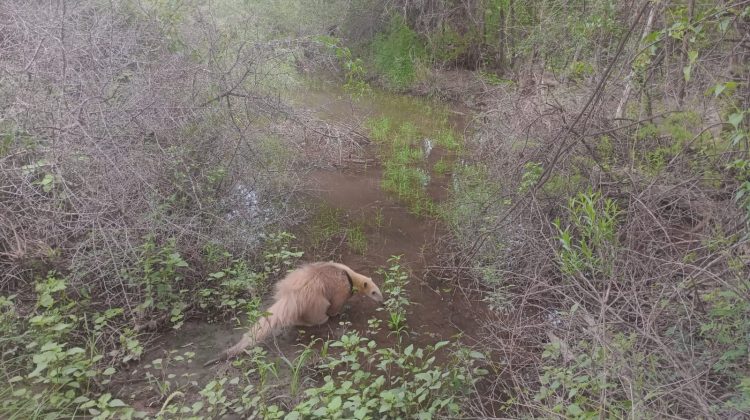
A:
683;65;691;82
567;403;584;416
328;396;342;411
109;399;127;408
687;50;698;63
728;112;743;129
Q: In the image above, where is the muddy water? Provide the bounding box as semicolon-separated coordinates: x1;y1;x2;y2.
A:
291;78;486;350
122;79;488;408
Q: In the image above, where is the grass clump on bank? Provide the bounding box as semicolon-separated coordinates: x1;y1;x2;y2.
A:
365;115;462;217
305;205;370;255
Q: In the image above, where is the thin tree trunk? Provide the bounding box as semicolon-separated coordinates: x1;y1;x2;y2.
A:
497;2;507;72
615;3;657;120
677;0;696;107
507;0;514;69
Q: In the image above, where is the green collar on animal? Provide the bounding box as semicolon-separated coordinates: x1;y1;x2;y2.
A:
344;270;354;296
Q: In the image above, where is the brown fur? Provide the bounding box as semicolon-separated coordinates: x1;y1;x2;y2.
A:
205;261;382;365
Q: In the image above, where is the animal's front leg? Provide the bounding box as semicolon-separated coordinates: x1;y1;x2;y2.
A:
327;298;347;317
299;298;331;326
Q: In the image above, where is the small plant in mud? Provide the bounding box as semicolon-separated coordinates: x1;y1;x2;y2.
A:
433;157;452;175
345;224;368;255
377;255;411;335
261;231;305;277
134;236;190;330
142;350;197;401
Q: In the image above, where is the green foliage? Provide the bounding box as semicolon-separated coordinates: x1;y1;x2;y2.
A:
696;263;750;412
318;35;371;97
288;334;485;419
534;329;636;419
478;71;514;86
567;60;594;81
198;260;266;322
542;172;585;197
366;116;391;143
366;115;461;217
553;190;620;277
261;231;304;277
633;112;708;176
132;237;189;330
305;206;371;254
0;276;139;419
518;161;543;193
373;16;426;89
730;159;750;224
307;206;345;249
377;255;411;334
433;158;451;175
345;224;368;255
429;23;477;64
435;129;460;151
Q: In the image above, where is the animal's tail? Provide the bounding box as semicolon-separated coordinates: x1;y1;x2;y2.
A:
203;298;298;366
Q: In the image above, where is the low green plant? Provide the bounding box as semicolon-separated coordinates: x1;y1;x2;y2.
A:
261;231;304;277
435;129;460;151
132;236;189;330
519;161;543;193
373;207;385;230
479;71;514;86
433;158;451;175
345;224;368;255
534;329;636;419
366;116;391;143
288;333;485;419
699;276;750;411
142;349;196;401
317;35;370;97
553;190;621;278
377;255;411;335
0;276;140;419
307;206;344;249
567;60;594;81
198;260;266;322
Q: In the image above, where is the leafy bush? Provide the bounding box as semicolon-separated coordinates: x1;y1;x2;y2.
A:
373;16;426;89
553;190;620;277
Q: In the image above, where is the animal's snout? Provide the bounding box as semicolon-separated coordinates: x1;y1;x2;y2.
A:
368;289;384;304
